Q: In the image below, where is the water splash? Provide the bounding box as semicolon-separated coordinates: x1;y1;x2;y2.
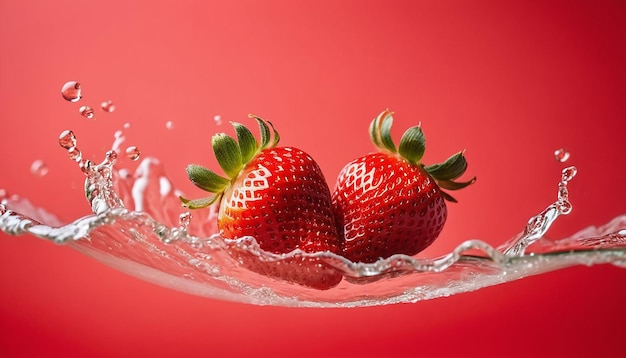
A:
79;106;95;119
30;160;48;177
554;148;570;162
0;131;624;307
125;146;141;161
101;100;116;113
61;81;82;102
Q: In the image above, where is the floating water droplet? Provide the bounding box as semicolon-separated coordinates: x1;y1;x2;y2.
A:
554;148;570;163
79;106;95;119
123;123;131;129
101;100;116;113
61;81;82;102
59;130;77;149
68;147;82;163
214;115;222;125
0;188;7;199
125;146;141;161
165;121;174;130
179;212;191;229
30;160;48;176
104;150;118;166
561;166;577;182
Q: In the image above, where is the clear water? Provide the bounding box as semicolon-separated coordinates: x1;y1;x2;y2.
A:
1;131;624;307
1;84;625;307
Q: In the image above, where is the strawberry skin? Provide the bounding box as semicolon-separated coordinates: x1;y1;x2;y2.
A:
332;152;447;263
332;110;475;263
219;147;340;254
181;117;342;290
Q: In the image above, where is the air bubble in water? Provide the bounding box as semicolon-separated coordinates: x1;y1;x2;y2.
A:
101;100;116;113
59;130;77;149
30;160;48;176
61;81;82;102
214;115;222;125
79;106;95;119
554;148;570;163
125;146;141;161
179;212;191;229
165;121;174;130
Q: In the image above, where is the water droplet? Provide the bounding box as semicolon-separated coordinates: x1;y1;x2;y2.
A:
179;212;191;229
59;130;77;149
30;160;48;176
165;121;174;130
79;106;95;119
101;100;116;113
214;115;222;125
558;201;572;214
125;146;141;161
0;188;7;199
68;147;82;162
554;148;570;163
104;150;118;166
561;166;577;182
61;81;82;102
123;123;131;129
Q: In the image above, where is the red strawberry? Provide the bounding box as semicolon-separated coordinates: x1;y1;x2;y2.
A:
180;116;342;290
332;110;475;263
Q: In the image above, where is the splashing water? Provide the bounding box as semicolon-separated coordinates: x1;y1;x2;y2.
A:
101;100;116;113
0;129;625;306
554;148;570;163
79;106;95;119
30;160;48;177
61;81;82;102
125;146;141;161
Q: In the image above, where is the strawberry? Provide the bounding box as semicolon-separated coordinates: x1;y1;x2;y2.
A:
180;115;342;290
332;110;475;263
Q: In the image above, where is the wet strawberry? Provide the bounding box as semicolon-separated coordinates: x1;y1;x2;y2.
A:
332;110;475;263
180;116;342;290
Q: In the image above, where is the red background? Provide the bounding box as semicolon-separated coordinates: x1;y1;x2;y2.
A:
1;1;625;357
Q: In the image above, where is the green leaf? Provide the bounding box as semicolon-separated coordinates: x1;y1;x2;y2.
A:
212;133;243;178
250;115;271;149
186;164;230;193
380;112;397;153
369;115;382;149
232;122;258;164
437;177;476;191
267;121;280;147
179;195;221;209
424;151;468;181
398;126;425;164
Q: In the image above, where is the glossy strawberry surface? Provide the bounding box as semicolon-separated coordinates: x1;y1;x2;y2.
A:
181;118;343;289
219;147;340;254
332;152;447;263
331;110;474;263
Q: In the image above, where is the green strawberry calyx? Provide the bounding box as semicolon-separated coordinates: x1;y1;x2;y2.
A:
179;115;280;209
369;109;476;202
